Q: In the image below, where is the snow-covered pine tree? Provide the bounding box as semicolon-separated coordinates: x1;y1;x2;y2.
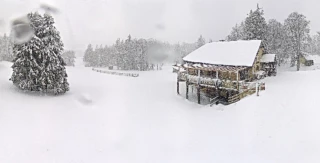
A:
10;12;69;94
0;34;6;61
109;46;117;68
62;50;76;66
122;35;132;70
92;45;100;67
196;35;206;48
0;35;3;61
100;45;109;67
83;44;94;67
96;44;103;67
137;39;148;71
173;42;197;64
284;12;310;71
244;4;267;41
0;34;14;61
226;22;245;41
173;43;182;64
311;32;320;54
265;19;285;62
114;38;124;69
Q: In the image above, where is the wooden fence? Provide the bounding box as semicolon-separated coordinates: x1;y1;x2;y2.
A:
228;94;240;104
228;88;257;104
92;68;139;77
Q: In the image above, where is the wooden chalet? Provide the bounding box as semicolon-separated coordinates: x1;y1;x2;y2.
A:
300;52;314;66
176;40;271;105
172;63;181;73
260;54;277;76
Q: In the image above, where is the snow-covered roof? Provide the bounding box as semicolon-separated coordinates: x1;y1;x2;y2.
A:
183;40;262;67
301;52;315;60
260;54;276;63
304;55;314;60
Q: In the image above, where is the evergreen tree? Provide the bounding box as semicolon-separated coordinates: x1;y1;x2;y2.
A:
197;35;206;48
62;50;76;66
100;45;109;67
83;44;94;66
0;33;14;61
92;45;100;67
96;45;103;67
244;4;267;41
0;35;3;61
226;22;245;41
10;12;69;94
81;36;193;70
311;32;320;54
173;42;197;64
284;12;310;71
265;19;285;61
137;39;148;70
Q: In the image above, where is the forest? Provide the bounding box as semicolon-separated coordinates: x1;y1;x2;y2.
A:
83;6;320;71
226;6;320;70
83;35;206;70
2;5;320;72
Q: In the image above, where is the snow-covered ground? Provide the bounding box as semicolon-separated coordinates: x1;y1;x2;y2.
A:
1;60;320;163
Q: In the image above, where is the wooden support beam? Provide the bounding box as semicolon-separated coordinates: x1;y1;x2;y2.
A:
237;71;239;91
198;69;201;84
177;81;180;94
186;81;189;99
197;85;201;104
186;67;189;99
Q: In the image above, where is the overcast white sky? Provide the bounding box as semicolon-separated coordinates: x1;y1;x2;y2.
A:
0;0;319;54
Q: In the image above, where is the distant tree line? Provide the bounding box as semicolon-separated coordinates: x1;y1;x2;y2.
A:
226;4;319;71
62;50;76;66
83;35;207;71
0;33;14;62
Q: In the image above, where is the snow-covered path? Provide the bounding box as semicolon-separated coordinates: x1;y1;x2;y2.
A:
0;61;320;163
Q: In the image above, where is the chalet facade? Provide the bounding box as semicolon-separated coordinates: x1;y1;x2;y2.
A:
300;52;314;66
176;40;274;105
260;54;277;76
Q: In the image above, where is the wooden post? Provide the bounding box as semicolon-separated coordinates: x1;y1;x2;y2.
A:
197;69;201;104
197;85;201;104
177;81;180;94
252;67;254;81
216;70;219;79
186;81;189;99
237;71;239;91
177;72;180;94
198;69;201;84
256;82;259;96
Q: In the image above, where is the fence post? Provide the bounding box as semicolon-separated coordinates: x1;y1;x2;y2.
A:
256;82;259;96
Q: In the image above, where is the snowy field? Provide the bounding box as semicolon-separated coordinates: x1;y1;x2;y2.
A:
1;60;320;163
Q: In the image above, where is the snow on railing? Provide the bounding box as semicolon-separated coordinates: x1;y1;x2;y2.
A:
178;72;264;92
92;68;139;77
178;72;221;86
